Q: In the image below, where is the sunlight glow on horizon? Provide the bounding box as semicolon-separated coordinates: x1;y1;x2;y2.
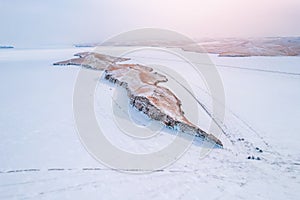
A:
1;0;300;47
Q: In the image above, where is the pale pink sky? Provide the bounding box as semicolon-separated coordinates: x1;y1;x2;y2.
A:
1;0;300;46
111;0;300;38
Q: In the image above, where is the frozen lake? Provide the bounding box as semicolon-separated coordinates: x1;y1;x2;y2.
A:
0;47;299;199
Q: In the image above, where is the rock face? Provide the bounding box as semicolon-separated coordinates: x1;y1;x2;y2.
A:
54;52;223;147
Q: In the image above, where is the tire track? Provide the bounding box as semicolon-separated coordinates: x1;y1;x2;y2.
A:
129;55;300;77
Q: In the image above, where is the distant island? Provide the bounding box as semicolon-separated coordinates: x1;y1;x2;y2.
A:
0;45;14;49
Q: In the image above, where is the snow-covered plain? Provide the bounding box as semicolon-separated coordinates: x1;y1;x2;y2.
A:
0;47;299;199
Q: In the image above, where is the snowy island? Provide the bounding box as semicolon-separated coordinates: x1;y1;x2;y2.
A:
54;52;223;147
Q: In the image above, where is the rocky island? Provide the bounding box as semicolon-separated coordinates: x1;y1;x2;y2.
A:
54;52;223;147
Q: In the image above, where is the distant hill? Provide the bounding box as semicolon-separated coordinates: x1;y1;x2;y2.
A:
74;37;300;57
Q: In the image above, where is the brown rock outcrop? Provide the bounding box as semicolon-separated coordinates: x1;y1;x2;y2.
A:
54;52;223;147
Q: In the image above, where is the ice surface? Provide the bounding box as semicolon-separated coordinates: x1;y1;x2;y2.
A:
0;47;299;199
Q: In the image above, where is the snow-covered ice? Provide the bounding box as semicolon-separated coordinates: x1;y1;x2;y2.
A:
0;47;299;199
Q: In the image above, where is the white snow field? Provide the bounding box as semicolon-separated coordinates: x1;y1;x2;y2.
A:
0;47;299;199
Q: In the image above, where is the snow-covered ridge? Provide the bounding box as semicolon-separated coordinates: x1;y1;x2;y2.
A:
74;37;300;57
